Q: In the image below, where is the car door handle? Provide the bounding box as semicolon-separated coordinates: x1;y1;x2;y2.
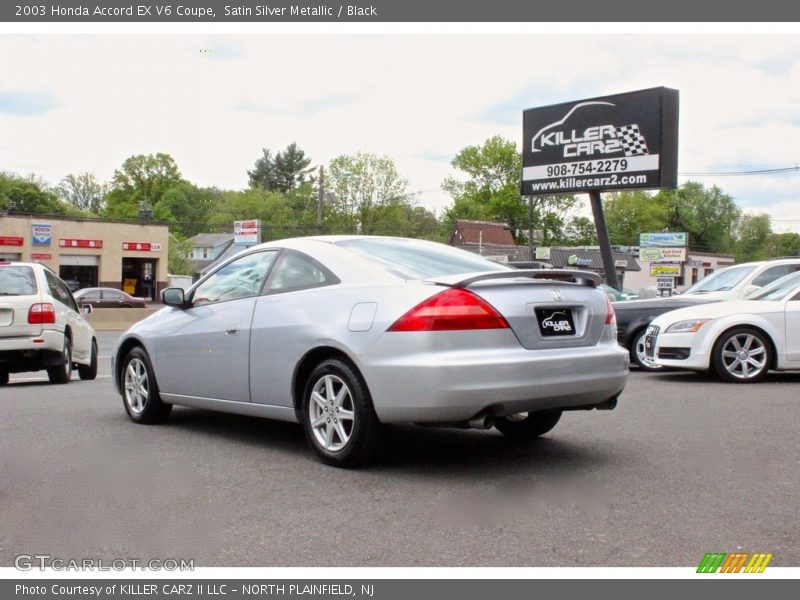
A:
225;326;240;336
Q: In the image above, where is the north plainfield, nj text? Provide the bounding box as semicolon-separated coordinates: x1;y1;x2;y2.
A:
224;5;378;17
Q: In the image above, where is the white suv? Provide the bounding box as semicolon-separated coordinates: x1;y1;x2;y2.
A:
0;262;97;385
679;258;800;301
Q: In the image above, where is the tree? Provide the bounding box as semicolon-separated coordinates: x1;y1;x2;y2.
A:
168;234;193;275
563;216;599;246
58;173;107;214
765;232;800;258
325;153;410;234
604;190;670;246
657;182;740;254
734;213;772;262
248;143;314;193
105;153;183;220
442;136;577;243
0;172;80;216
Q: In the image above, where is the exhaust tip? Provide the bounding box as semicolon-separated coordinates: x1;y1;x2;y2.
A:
468;414;495;429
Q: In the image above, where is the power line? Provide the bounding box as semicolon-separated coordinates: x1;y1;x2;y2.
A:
680;165;800;176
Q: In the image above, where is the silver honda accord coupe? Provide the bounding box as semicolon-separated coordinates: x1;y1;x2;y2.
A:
113;236;628;467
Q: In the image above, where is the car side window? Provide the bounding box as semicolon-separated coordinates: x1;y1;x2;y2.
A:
104;290;124;301
44;271;80;312
752;265;795;287
81;290;102;301
266;251;339;294
192;250;278;306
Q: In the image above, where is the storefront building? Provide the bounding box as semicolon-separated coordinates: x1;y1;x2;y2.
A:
0;214;169;301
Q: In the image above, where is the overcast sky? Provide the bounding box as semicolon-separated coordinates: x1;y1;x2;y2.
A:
2;34;800;232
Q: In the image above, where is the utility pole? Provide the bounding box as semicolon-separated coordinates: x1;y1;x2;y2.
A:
316;165;324;235
528;196;534;261
589;190;620;290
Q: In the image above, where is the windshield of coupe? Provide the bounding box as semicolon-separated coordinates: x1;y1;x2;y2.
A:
0;266;37;295
681;265;756;294
337;238;510;279
747;271;800;301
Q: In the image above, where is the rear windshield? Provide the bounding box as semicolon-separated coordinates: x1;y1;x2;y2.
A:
0;265;38;296
336;238;510;279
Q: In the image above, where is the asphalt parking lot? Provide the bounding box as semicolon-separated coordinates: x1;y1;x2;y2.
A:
1;331;798;567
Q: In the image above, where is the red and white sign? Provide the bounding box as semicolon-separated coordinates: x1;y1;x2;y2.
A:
31;253;52;260
234;219;261;245
122;242;162;252
59;239;103;249
0;236;24;247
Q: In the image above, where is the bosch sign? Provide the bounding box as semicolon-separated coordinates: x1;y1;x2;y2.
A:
522;87;679;195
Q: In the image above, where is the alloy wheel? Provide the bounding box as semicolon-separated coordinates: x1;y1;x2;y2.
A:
721;333;767;380
308;374;355;452
124;357;149;414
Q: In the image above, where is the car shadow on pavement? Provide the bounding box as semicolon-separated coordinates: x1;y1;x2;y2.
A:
145;406;613;476
643;369;800;384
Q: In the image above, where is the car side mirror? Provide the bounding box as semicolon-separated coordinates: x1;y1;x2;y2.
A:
161;287;186;308
81;304;93;315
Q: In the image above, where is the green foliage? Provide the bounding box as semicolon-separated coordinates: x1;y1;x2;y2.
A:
604;182;741;253
563;216;599;246
167;234;194;275
58;173;107;214
105;153;184;220
442;136;577;243
734;213;772;262
604;190;670;245
0;172;83;216
248;143;314;193
326;153;413;235
765;232;800;258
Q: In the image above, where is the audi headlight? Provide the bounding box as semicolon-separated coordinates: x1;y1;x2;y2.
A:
665;319;710;333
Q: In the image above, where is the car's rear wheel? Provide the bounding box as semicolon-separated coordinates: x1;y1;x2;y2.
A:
630;328;662;372
78;340;98;381
301;358;381;468
494;410;562;439
47;337;72;384
712;327;771;383
122;347;172;423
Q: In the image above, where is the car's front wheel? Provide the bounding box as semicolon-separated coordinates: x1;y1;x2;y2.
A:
121;347;172;423
630;328;663;372
494;410;562;439
47;337;72;384
301;358;381;468
712;327;772;383
78;340;98;381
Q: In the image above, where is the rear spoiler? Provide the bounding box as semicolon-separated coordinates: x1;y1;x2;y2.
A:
447;269;601;288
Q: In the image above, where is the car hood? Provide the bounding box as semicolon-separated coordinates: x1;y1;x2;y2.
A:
651;300;782;328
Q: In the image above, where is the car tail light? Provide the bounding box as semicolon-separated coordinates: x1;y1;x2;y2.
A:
388;288;510;332
28;303;56;325
604;293;616;325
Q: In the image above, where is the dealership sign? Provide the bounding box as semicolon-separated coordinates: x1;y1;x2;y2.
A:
639;247;687;263
639;232;687;247
522;87;679;195
123;242;162;252
32;223;52;246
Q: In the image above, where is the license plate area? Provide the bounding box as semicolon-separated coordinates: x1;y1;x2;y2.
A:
535;307;576;337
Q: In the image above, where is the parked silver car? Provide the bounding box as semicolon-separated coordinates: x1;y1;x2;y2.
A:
113;237;628;467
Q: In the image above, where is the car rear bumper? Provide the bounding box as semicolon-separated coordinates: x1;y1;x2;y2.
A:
361;331;629;423
0;329;65;372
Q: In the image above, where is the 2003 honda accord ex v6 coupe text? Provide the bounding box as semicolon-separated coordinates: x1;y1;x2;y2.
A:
113;236;628;467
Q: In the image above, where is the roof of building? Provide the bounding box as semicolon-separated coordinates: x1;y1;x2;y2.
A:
188;233;235;248
449;220;516;247
547;248;641;271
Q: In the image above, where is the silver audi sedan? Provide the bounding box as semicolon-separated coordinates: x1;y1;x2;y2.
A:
113;236;628;467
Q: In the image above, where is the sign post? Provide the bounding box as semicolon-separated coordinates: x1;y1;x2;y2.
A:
522;87;679;290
